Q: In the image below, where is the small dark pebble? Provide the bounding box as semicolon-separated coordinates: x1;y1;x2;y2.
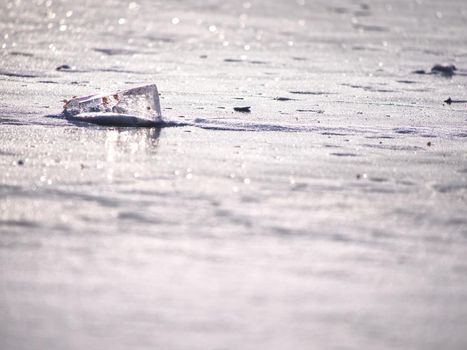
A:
56;64;72;71
431;64;457;77
356;174;362;179
234;106;251;113
17;160;24;166
427;141;432;147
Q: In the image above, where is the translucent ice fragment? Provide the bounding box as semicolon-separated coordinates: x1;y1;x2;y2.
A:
64;84;162;126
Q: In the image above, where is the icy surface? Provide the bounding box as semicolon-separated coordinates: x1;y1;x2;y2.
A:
0;0;467;350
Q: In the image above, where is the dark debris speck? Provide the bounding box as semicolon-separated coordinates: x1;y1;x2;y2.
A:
56;64;72;71
431;64;457;77
234;106;251;113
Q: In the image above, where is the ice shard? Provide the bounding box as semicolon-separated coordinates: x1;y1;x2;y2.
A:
63;84;162;126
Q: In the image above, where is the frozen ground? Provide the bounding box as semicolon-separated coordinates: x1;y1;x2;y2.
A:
1;0;467;349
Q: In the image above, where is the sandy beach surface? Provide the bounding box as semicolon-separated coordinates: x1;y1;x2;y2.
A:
1;0;467;349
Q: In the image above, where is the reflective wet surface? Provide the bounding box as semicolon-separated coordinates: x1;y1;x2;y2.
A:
1;0;467;349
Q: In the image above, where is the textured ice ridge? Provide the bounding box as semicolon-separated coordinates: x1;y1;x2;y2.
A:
63;84;162;127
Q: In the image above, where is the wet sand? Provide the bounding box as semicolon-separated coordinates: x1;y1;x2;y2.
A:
1;0;467;349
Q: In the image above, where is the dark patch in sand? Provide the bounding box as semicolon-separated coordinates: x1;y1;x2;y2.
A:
9;51;34;57
413;69;427;75
397;80;418;84
274;97;297;101
0;117;31;125
321;132;348;136
94;48;139;56
342;83;396;93
117;211;164;224
0;71;39;78
296;109;324;113
433;183;467;194
289;91;333;95
56;65;142;75
56;64;74;71
363;144;424;151
330;152;358;157
353;10;372;17
352;46;382;52
95;68;145;74
393;127;419;135
0;219;38;228
234;106;251;113
46;112;188;128
369;177;388;183
328;7;350;14
352;23;388;32
365;135;394;139
142;35;174;43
